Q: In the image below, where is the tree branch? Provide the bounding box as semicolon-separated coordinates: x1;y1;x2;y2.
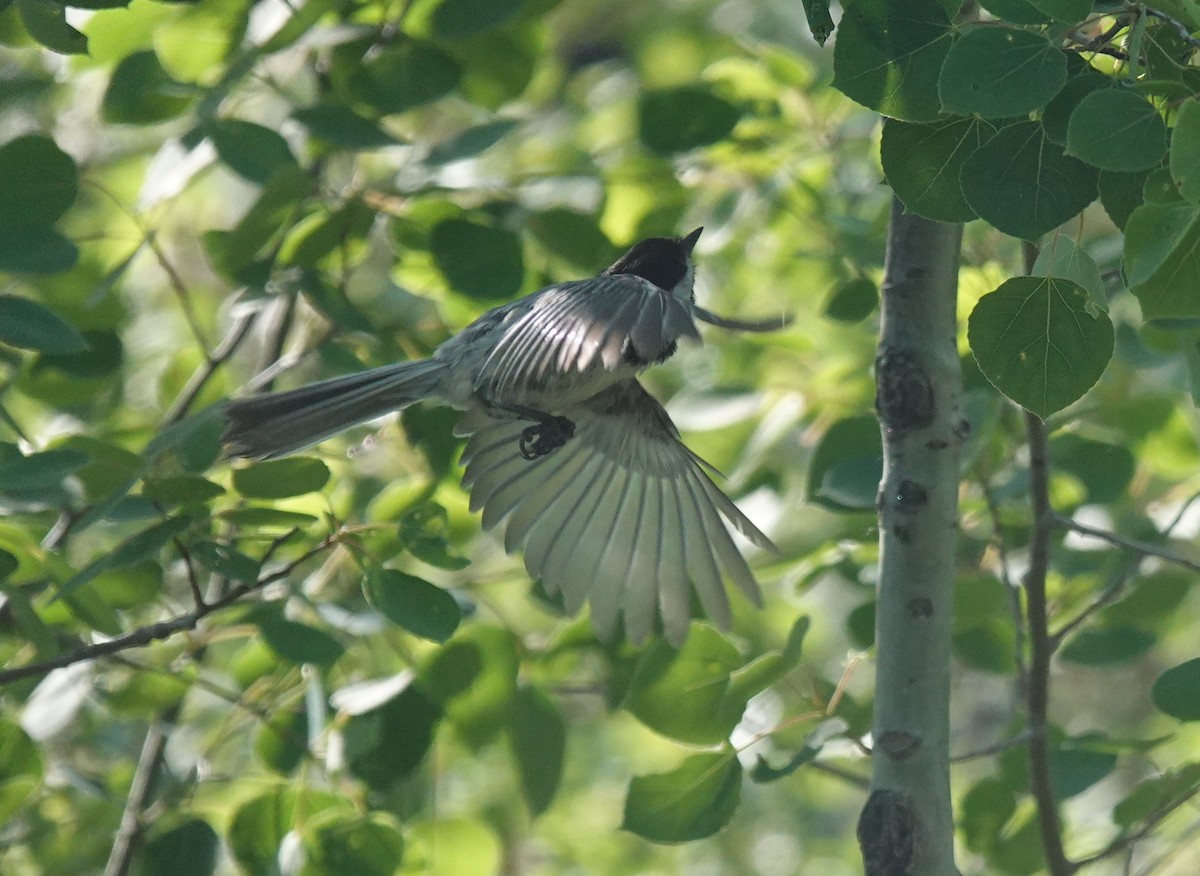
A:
1023;410;1075;876
1053;514;1200;575
0;532;342;687
859;200;963;876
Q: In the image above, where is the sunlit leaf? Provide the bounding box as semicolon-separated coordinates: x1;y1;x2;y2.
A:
832;0;953;121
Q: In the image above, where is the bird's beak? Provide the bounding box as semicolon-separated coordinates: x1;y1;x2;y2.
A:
681;227;703;253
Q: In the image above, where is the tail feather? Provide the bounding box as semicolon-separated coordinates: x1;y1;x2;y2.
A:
224;360;446;459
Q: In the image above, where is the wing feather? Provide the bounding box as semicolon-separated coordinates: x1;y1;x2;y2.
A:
455;378;771;643
472;276;699;404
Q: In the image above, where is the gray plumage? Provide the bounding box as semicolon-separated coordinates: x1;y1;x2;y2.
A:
224;229;785;645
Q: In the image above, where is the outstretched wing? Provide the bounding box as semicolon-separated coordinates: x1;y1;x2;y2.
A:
456;380;773;646
472;275;701;400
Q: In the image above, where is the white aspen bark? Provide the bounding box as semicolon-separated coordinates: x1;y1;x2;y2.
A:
858;199;964;876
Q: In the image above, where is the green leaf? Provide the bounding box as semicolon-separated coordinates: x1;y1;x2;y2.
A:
141;475;226;506
343;684;441;789
1171;98;1200;204
527;209;619;272
425;119;519;165
939;26;1067;119
346;40;461;114
418;626;518;749
301;810;405;876
365;569;462;642
228;788;349;872
624;625;745;746
430;218;524;301
881;117;993;222
203;165;311;283
259;615;345;667
140;819;219;876
637;85;741;155
0;447;89;491
0;134;78;226
622;753;742;843
191;541;260;584
102;50;194;124
56;515;193;602
1060;625;1156;665
831;0;953;122
506;685;566;816
1041;70;1109;146
968;276;1113;417
802;0;835;45
1152;657;1200;720
1050;740;1118;799
1048;434;1134;503
220;507;318;527
280;203;376;268
0;720;42;826
1065;88;1168;172
0;226;78;274
806;416;882;512
16;0;87;54
961;122;1098;240
1031;235;1106;307
823;277;879;322
1028;0;1093;21
205;118;299;185
726;615;810;704
255;707;308;775
290;270;375;330
978;0;1050;23
1113;763;1200;827
1098;168;1149;230
232;457;330;499
960;777;1016;854
292;103;399;150
953;623;1017;672
401;819;501;876
430;0;523;38
1123;202;1200;319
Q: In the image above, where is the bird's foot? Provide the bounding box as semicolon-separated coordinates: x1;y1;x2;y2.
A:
519;416;575;460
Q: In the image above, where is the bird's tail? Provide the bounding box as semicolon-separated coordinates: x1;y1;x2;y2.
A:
223;360;447;459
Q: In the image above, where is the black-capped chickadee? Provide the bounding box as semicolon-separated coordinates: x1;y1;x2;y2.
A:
224;227;786;645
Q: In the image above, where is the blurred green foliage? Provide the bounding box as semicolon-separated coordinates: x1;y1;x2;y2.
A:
0;0;1198;874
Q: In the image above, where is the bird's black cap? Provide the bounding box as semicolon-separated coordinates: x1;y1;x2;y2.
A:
604;227;702;292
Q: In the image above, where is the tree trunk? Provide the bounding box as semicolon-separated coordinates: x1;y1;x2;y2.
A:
858;199;963;876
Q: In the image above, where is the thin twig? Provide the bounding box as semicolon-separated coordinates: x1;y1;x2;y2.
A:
1142;5;1200;51
951;730;1033;763
1075;781;1200;869
1053;514;1200;575
164;308;259;424
1023;410;1075;876
0;532;342;687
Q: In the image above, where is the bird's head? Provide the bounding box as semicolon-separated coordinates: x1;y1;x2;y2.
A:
603;227;702;300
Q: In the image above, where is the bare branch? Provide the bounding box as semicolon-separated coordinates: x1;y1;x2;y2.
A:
1023;410;1076;876
1053;514;1200;576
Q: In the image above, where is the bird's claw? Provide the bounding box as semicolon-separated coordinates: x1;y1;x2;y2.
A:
519;416;575;460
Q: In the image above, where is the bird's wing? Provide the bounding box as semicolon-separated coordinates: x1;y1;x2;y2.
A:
456;379;773;646
473;275;700;400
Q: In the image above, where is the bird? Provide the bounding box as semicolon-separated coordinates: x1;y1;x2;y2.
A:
224;227;786;646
